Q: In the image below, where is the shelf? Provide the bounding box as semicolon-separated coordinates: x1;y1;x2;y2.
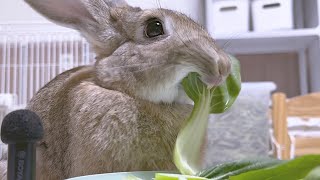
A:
214;29;320;54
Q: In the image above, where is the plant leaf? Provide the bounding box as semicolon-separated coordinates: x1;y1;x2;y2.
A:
174;89;212;175
196;158;283;180
210;56;241;113
229;155;320;180
181;55;241;114
175;55;242;175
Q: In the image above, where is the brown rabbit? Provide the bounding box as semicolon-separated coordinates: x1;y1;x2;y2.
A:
1;0;231;179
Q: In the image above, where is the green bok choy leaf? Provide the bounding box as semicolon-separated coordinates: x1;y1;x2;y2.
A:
174;56;241;175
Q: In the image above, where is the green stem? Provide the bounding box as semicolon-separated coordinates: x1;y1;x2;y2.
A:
174;89;212;175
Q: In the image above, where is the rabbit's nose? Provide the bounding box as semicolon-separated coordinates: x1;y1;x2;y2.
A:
218;55;231;77
201;55;231;88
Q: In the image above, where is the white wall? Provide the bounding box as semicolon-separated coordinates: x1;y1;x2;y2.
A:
0;0;205;25
0;0;49;23
126;0;205;24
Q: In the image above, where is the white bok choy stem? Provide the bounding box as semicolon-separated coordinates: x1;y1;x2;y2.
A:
174;88;212;175
174;55;241;175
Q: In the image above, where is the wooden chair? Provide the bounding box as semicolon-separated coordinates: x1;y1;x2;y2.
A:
271;92;320;160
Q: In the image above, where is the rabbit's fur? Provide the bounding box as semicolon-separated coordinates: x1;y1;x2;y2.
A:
1;0;231;179
28;66;193;179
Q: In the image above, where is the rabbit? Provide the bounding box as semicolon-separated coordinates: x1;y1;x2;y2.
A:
0;0;232;179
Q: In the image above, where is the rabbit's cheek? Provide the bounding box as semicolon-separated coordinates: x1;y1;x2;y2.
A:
103;70;120;81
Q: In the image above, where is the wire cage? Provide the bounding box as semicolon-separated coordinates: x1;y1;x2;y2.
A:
0;23;94;135
0;23;94;107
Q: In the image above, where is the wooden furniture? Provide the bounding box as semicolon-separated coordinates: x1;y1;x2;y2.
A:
271;92;320;160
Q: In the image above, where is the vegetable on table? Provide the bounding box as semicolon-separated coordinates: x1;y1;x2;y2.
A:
228;155;320;180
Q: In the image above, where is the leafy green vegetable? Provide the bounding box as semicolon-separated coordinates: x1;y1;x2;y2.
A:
174;56;242;175
197;158;283;179
229;155;320;180
173;88;212;175
181;55;241;113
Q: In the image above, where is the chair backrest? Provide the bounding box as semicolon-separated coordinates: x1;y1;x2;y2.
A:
271;92;320;159
286;93;320;117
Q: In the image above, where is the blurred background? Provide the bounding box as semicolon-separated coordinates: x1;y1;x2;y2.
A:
1;0;320;166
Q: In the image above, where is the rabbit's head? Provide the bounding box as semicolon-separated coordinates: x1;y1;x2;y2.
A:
25;0;231;104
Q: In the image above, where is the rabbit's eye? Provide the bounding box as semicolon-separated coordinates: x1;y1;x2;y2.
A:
144;19;164;38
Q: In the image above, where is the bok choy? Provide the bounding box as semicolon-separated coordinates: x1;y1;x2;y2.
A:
174;56;241;175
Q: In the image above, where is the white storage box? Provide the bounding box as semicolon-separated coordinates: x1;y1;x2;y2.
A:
206;0;250;36
252;0;294;32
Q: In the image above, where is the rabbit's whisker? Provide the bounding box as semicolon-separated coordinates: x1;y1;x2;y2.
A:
221;33;242;50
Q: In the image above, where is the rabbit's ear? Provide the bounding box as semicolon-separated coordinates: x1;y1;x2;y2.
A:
24;0;98;29
25;0;136;57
